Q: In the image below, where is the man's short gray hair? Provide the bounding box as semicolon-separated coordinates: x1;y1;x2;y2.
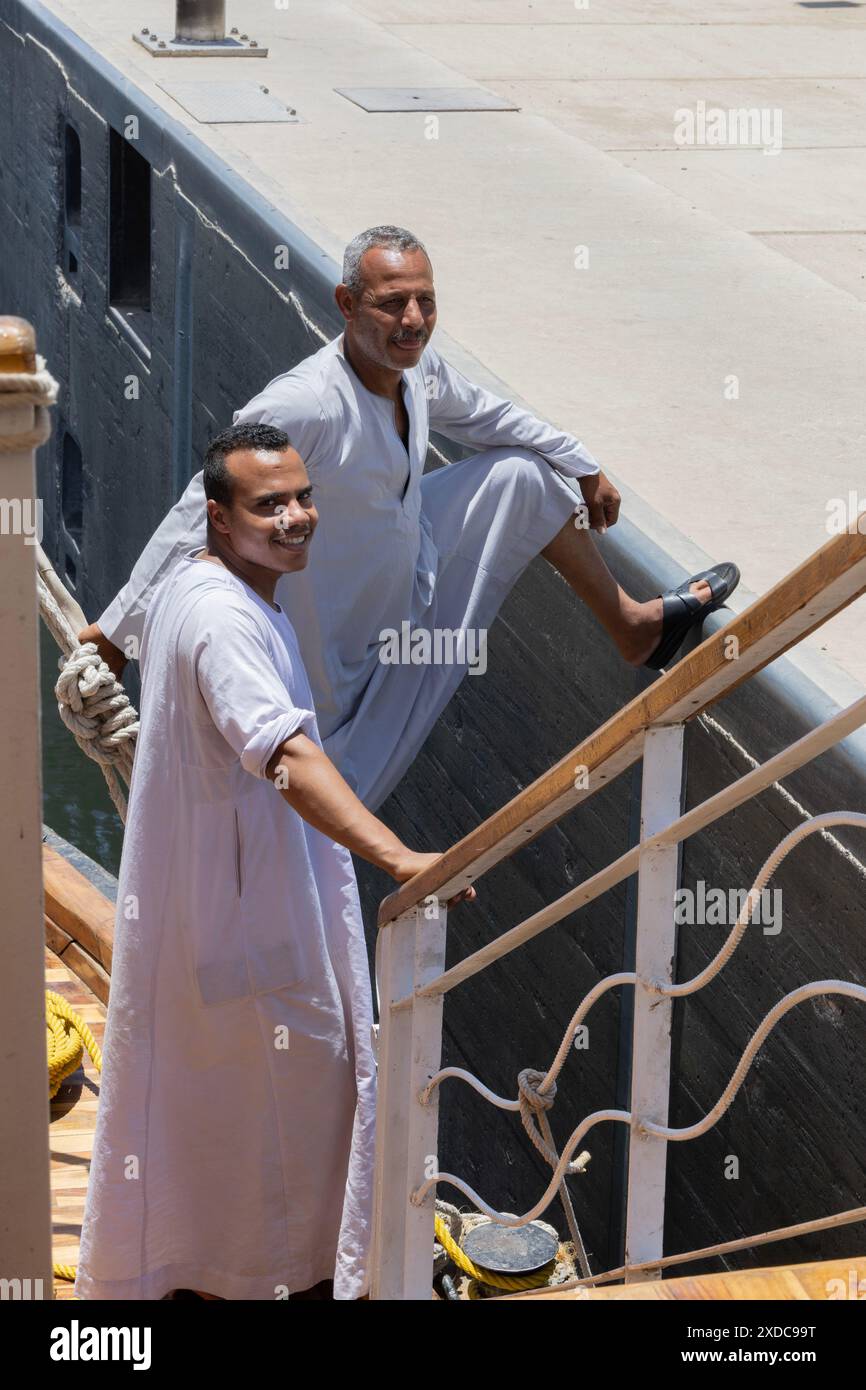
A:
342;225;429;297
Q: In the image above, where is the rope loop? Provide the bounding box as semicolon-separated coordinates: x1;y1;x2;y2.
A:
54;643;139;765
517;1067;556;1113
0;358;59;452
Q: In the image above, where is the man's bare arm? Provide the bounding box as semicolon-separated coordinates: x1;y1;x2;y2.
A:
266;733;474;905
78;622;127;680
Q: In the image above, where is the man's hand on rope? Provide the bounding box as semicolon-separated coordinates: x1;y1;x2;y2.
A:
78;622;128;680
578;469;621;535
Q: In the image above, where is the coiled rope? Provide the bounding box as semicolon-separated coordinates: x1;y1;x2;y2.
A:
47;992;104;1286
47;990;103;1100
36;546;138;824
433;1214;557;1295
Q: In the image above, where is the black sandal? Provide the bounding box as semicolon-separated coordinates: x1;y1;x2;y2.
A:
643;562;740;671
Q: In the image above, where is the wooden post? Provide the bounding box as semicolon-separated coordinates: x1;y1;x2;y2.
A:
0;317;53;1298
370;899;447;1299
624;724;684;1282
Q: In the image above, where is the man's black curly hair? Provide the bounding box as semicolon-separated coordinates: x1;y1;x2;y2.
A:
203;422;291;506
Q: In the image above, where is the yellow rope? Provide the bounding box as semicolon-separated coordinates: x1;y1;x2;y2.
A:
47;990;102;1100
434;1214;558;1294
47;990;102;1285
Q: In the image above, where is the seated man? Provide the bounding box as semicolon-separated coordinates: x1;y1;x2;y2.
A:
80;224;739;813
74;423;473;1302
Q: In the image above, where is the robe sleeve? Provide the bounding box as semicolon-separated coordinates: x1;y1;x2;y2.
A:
97;471;208;656
232;375;333;471
189;593;318;781
423;342;601;480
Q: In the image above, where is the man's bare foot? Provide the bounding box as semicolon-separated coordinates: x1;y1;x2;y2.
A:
620;579;714;667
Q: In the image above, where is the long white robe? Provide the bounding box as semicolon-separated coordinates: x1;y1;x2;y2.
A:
74;554;376;1300
98;335;599;810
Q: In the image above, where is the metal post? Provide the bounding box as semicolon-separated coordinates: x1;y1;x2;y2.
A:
624;724;685;1282
370;900;447;1300
133;1;267;56
0;317;54;1299
175;0;225;42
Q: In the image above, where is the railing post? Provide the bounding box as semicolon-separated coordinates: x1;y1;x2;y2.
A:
370;900;447;1300
0;317;54;1299
624;724;685;1282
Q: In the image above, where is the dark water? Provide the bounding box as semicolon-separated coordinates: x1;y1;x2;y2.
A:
40;623;125;877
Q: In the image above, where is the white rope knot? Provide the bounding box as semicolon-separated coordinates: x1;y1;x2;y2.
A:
0;357;59;453
517;1067;563;1172
515;1066;592;1276
0;357;59;405
518;1066;591;1177
54;644;139;764
518;1067;556;1114
36;564;137;824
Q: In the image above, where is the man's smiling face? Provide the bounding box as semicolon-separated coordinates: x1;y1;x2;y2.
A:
339;247;437;373
206;446;318;574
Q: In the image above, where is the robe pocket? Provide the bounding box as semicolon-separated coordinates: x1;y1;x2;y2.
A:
180;767;311;1007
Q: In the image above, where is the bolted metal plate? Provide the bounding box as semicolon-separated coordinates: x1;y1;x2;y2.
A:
133;33;268;57
156;82;299;124
335;87;518;114
461;1221;559;1274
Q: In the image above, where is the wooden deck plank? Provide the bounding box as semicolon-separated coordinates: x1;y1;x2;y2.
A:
495;1255;866;1300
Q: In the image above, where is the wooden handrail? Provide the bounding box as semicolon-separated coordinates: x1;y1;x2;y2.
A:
43;844;115;973
378;527;866;926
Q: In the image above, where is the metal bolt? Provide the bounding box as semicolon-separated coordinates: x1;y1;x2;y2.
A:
158;39;166;47
260;85;269;93
288;108;296;116
150;32;158;40
230;26;238;34
240;33;248;40
250;39;257;47
140;27;149;35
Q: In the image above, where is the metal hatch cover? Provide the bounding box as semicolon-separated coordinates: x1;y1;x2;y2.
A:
335;87;518;114
156;81;299;124
461;1220;559;1274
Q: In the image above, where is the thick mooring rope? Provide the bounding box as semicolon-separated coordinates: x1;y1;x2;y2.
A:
46;989;103;1100
0;358;57;452
433;1213;557;1294
36;547;138;823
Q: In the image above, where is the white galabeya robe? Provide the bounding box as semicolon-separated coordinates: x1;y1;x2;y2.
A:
74;555;376;1300
97;334;599;811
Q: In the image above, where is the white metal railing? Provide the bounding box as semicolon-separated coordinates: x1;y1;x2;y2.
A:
369;527;866;1300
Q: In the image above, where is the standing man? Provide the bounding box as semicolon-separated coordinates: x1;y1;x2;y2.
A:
74;423;473;1302
81;226;738;811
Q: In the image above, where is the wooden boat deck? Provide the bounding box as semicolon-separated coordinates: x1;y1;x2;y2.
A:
46;942;106;1301
496;1255;866;1300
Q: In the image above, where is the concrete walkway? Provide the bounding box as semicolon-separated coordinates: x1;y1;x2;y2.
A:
46;0;866;685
